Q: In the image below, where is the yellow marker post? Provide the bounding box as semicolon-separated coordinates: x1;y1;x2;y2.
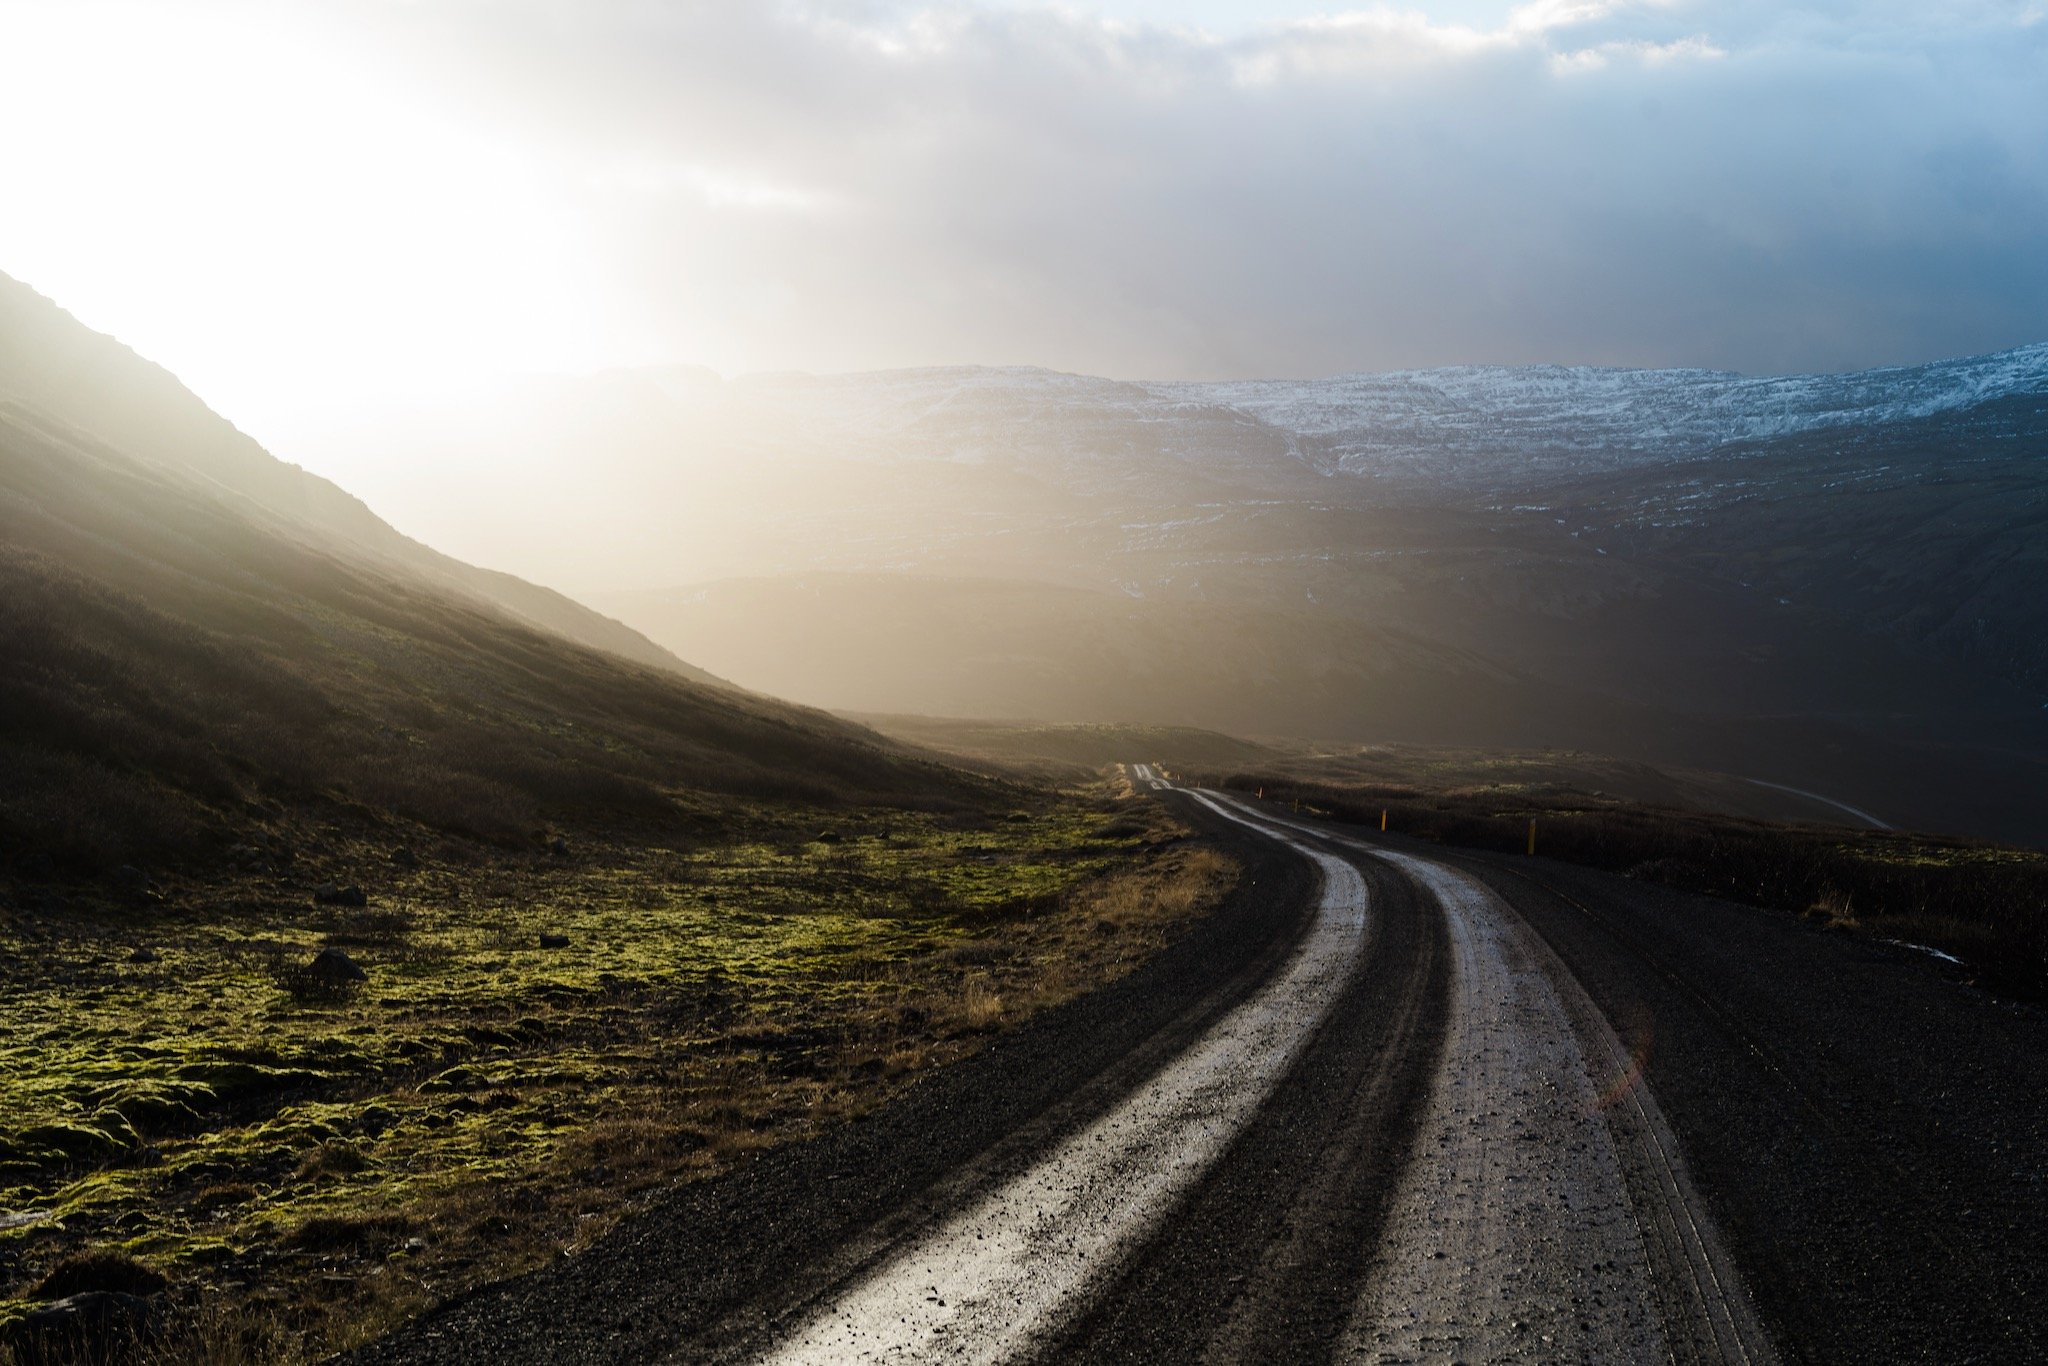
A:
1527;818;1538;856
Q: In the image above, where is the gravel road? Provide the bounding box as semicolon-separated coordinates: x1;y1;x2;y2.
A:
355;774;2047;1364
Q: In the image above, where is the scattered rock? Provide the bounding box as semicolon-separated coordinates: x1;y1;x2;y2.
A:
126;947;160;965
110;865;150;892
538;932;571;950
391;847;420;869
305;947;368;987
313;883;368;908
9;1291;156;1364
548;836;570;857
813;831;843;844
272;948;371;1002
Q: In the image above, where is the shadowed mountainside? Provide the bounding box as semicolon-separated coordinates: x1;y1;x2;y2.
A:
0;292;991;878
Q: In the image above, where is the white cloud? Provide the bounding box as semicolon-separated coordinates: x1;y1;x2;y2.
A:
589;161;841;214
3;0;2044;391
1550;33;1725;73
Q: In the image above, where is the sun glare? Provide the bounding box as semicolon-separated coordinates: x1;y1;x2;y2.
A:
0;3;603;433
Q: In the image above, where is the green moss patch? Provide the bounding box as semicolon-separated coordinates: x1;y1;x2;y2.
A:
0;790;1219;1360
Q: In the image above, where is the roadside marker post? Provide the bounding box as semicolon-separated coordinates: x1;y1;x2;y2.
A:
1528;818;1537;856
1381;809;1388;832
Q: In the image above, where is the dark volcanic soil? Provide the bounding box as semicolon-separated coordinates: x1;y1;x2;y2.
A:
1413;837;2048;1364
350;802;1315;1365
354;794;2048;1365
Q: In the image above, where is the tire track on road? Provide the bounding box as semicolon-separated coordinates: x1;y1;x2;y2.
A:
1202;793;1776;1365
1043;844;1447;1364
740;786;1370;1364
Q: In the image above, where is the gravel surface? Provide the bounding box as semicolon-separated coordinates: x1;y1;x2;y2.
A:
1344;848;1679;1362
1417;839;2048;1364
351;800;1317;1366
1335;843;1772;1366
748;793;1367;1363
355;783;2048;1365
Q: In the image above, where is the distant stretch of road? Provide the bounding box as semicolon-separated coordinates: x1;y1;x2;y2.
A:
358;766;2047;1365
738;767;1771;1363
1743;777;1893;829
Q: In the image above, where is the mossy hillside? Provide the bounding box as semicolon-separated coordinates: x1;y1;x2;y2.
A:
0;793;1227;1356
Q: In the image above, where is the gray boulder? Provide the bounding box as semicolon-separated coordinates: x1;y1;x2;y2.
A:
307;947;368;987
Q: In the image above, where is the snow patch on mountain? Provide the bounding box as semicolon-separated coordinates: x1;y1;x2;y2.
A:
1149;343;2048;479
621;345;2048;490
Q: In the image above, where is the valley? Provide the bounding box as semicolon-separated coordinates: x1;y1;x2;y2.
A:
7;6;2046;1362
297;349;2048;842
1;269;2042;1364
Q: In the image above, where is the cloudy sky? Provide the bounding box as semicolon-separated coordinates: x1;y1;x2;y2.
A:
2;0;2045;441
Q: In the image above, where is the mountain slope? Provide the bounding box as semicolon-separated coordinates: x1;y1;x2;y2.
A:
0;389;981;877
470;353;2044;842
212;335;2048;840
1164;342;2048;483
0;270;716;683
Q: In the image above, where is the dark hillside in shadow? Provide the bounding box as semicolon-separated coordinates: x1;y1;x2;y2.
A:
0;398;984;878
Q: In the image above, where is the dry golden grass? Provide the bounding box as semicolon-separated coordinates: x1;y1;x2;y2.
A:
1807;887;1860;929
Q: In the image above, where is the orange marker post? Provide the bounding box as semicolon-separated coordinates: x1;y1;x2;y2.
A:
1380;809;1388;832
1527;818;1537;856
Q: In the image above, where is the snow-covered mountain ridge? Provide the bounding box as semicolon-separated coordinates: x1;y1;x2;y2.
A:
642;342;2048;488
1154;342;2048;477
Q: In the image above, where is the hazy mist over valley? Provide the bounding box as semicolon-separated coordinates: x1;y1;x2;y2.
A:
2;2;2045;1362
275;350;2048;842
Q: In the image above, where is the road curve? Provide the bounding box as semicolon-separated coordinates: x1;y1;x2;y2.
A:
1212;797;1774;1365
355;766;2044;1365
740;783;1368;1362
734;770;1772;1363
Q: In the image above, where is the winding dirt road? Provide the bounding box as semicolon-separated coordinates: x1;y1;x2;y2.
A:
358;767;2048;1365
725;774;1770;1363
